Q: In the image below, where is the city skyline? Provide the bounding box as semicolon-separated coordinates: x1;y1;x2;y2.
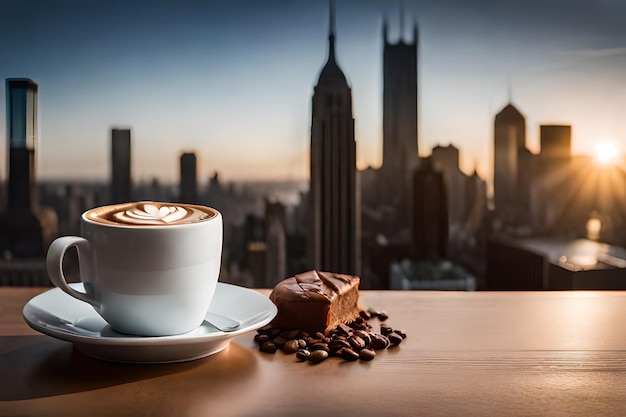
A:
1;0;626;184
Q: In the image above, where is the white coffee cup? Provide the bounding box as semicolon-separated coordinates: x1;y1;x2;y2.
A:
46;201;222;336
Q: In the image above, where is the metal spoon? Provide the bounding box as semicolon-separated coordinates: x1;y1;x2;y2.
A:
204;310;273;332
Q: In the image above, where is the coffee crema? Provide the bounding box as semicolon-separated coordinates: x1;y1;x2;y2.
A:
86;202;216;226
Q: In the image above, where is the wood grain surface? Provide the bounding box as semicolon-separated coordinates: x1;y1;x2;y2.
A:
2;287;626;417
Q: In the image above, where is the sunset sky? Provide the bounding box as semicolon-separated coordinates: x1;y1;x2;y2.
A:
1;0;625;185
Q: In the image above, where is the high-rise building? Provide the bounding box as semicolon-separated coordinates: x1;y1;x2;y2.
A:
264;200;286;287
431;144;467;229
309;2;360;275
0;78;43;259
179;152;198;204
380;14;419;232
493;103;526;219
539;125;571;176
412;157;448;260
110;128;131;204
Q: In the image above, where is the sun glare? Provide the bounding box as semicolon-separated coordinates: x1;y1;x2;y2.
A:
592;142;620;166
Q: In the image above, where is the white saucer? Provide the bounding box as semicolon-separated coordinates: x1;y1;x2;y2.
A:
23;282;277;364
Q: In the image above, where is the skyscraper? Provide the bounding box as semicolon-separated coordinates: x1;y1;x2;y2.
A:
265;200;286;287
412;157;448;260
539;125;571;177
179;152;198;204
493;103;526;218
309;2;360;275
380;14;419;232
110;128;131;204
0;78;43;258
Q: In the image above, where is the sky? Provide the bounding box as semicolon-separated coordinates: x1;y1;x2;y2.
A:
1;0;625;185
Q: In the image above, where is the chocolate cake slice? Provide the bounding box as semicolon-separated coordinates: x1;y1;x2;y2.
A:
269;270;361;334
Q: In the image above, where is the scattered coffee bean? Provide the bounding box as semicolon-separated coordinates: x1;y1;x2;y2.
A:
354;330;371;346
296;349;310;361
329;339;351;352
308;350;329;363
282;339;300;354
285;329;300;339
367;307;380;316
339;347;360;361
337;323;352;336
254;308;406;363
310;342;330;353
272;336;287;347
359;348;376;361
380;325;393;336
258;325;273;335
369;334;390;350
348;335;366;350
260;341;277;353
388;332;403;346
269;328;282;337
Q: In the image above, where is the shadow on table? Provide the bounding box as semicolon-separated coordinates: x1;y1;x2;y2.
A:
0;335;257;400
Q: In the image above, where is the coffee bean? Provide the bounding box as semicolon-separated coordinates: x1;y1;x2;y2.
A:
260;341;277;353
354;330;371;345
359;349;376;361
272;336;287;347
296;349;311;361
388;332;403;346
310;342;330;353
329;339;351;352
369;334;390;350
308;350;328;363
348;335;366;351
285;329;300;339
257;325;273;335
381;325;393;336
339;348;359;361
337;323;352;336
269;328;282;337
282;339;300;354
254;309;407;364
367;307;381;317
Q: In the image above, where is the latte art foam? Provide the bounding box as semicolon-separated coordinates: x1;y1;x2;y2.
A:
86;202;216;226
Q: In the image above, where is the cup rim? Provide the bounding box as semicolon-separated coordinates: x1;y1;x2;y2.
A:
81;201;221;229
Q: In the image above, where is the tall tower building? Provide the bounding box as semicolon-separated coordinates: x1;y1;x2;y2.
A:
381;13;419;232
493;103;526;217
539;125;571;176
179;152;198;204
110;128;131;204
264;200;287;287
412;157;448;260
0;78;43;258
309;2;360;275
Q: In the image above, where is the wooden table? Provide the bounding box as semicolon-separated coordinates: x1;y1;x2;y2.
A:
2;287;626;417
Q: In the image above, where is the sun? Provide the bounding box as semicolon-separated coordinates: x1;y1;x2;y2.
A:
592;141;620;166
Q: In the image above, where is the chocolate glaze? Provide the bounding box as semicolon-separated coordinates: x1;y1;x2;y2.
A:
269;270;361;333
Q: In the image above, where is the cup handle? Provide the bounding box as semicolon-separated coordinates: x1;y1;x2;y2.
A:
46;236;100;309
